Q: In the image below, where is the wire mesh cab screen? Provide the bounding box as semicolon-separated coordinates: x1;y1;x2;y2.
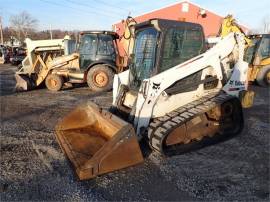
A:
129;27;158;90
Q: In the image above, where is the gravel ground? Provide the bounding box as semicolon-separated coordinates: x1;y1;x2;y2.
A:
0;64;269;201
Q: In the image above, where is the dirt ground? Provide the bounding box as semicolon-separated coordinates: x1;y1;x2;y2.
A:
0;64;269;201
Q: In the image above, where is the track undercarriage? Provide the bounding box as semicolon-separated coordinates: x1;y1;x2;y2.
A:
147;93;244;155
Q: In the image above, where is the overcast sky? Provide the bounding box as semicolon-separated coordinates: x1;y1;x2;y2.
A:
0;0;269;31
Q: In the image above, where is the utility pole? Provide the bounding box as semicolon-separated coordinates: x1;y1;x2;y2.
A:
0;16;3;45
50;24;53;39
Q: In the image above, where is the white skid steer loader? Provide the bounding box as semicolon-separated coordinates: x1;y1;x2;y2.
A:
55;19;254;180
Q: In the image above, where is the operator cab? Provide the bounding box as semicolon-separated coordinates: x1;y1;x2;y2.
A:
114;19;206;115
245;34;270;65
128;19;206;90
245;34;270;86
78;31;119;70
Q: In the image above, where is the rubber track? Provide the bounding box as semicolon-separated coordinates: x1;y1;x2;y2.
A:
148;92;234;155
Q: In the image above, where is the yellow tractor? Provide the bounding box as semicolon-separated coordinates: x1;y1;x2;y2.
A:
245;34;270;87
15;32;123;92
15;17;137;92
219;15;270;87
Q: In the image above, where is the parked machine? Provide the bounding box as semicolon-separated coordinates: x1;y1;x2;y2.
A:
10;47;26;66
15;16;138;92
0;45;7;64
16;31;126;92
211;15;270;87
15;36;73;91
55;19;253;180
245;34;270;87
44;31;123;92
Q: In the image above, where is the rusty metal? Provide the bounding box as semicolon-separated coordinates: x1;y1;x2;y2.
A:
148;94;244;155
93;71;109;87
55;102;143;180
165;113;220;146
49;78;57;87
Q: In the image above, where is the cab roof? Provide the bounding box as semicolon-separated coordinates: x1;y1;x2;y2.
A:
134;18;204;32
80;31;119;38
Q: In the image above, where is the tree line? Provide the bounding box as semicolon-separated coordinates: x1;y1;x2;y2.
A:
2;11;78;45
2;11;270;46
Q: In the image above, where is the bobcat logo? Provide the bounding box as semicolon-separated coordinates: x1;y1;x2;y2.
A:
152;82;161;90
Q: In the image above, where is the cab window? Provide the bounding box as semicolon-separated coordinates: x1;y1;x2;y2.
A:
258;37;270;59
129;27;158;90
244;38;259;64
97;34;115;56
79;34;97;55
160;26;204;72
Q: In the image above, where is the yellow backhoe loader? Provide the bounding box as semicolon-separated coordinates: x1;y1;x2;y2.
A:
217;15;270;87
15;36;74;91
15;17;136;92
15;32;123;92
55;19;253;180
219;15;251;45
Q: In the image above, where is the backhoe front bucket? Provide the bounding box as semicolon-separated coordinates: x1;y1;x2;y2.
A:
55;102;144;180
15;74;34;91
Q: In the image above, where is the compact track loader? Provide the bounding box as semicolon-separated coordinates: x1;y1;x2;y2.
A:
55;19;253;180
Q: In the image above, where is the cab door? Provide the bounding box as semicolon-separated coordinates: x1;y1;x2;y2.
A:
79;34;97;70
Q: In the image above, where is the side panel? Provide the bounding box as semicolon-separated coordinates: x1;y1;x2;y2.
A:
113;70;130;105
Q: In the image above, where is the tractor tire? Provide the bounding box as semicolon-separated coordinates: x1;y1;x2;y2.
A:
87;64;114;92
256;65;270;87
45;74;64;91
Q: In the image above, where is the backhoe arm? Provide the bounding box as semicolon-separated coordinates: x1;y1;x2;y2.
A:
219;15;251;45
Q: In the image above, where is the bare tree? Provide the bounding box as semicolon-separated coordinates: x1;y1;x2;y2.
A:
9;11;38;42
262;15;270;34
247;29;260;35
2;27;13;42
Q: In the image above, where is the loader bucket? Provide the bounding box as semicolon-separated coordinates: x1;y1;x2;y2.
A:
55;102;144;180
15;74;34;91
